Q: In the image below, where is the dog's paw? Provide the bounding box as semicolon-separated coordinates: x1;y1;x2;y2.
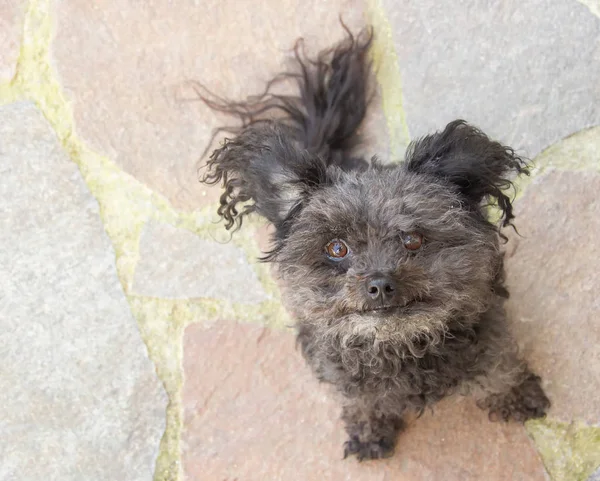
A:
482;374;550;422
343;435;394;461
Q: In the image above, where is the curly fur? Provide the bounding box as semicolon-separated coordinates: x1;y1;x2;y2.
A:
199;26;549;461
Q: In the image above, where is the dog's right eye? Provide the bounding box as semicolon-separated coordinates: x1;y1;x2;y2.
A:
325;239;349;260
402;232;424;251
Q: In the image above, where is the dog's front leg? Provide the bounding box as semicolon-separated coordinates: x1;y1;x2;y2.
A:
341;397;404;461
469;335;550;422
464;308;551;422
475;360;550;422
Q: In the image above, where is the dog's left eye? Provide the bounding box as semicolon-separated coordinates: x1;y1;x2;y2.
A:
402;232;423;251
325;239;349;260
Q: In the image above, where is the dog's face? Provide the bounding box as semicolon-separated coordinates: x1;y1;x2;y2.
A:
204;120;527;344
275;167;501;343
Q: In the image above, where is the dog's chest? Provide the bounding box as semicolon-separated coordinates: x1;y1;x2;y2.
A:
324;336;482;399
297;324;483;401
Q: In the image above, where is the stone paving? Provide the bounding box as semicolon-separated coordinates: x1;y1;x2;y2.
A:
0;1;599;480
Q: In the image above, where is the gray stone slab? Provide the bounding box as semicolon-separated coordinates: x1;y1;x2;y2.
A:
383;0;600;156
132;220;268;303
0;102;167;481
589;467;600;481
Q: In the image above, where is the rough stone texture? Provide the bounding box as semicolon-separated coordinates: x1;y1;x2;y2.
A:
505;170;600;425
382;0;600;156
51;0;389;211
0;0;26;82
132;220;268;303
0;102;168;481
182;321;548;481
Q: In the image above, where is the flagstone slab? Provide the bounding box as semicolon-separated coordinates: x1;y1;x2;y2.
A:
0;0;27;82
0;101;167;481
505;169;600;426
132;220;268;303
50;0;389;211
382;0;600;156
182;320;548;481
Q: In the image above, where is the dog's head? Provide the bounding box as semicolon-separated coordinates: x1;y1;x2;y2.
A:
204;120;527;346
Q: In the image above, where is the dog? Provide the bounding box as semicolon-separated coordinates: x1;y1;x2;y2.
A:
199;26;550;461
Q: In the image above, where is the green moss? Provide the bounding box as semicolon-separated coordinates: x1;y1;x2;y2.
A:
130;299;189;481
0;83;19;104
365;0;411;161
527;419;600;481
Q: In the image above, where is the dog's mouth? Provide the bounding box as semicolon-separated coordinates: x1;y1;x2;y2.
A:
362;301;414;314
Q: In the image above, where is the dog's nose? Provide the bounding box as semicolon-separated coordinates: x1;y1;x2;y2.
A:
365;275;396;302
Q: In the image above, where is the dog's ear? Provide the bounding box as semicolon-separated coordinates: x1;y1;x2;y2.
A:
202;123;329;232
404;120;529;227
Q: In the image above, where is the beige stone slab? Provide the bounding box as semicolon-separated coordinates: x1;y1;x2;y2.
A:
182;321;548;481
51;0;390;211
505;169;600;425
0;0;26;82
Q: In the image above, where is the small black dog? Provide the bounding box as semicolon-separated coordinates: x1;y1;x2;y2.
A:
200;27;550;461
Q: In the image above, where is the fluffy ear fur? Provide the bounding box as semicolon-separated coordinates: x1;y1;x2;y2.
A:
404;120;529;227
203;123;329;232
200;26;373;243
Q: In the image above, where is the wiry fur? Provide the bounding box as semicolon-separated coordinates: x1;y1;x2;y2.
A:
200;26;549;461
